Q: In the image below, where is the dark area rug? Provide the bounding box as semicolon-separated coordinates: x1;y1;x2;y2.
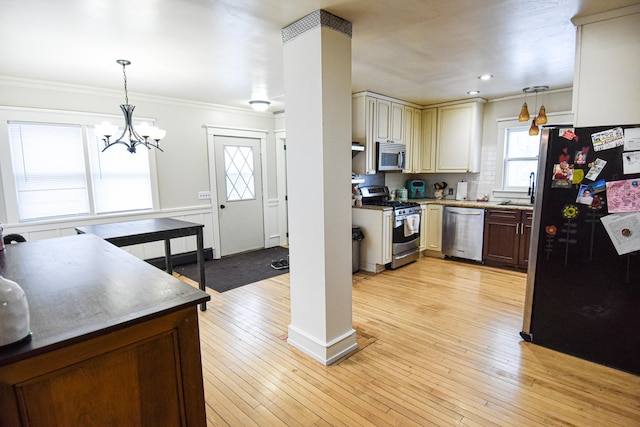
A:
175;246;289;293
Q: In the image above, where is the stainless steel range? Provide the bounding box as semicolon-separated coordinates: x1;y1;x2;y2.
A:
360;186;421;269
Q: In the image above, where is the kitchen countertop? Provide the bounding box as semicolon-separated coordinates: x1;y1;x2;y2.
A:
352;199;534;211
413;198;534;210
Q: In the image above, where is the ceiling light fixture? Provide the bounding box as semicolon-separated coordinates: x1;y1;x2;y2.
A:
249;100;270;112
467;90;480;95
518;86;549;133
478;74;493;80
95;60;165;154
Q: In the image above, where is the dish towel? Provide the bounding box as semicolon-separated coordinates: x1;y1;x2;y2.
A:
404;214;420;237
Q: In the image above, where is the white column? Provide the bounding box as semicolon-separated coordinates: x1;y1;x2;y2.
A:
282;10;356;365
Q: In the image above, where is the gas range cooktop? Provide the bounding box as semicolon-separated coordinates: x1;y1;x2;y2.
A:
364;200;420;209
359;185;420;212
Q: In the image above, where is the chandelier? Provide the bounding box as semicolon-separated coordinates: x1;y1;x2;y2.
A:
95;60;166;153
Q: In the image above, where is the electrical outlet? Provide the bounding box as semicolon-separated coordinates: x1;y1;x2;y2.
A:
448;188;454;195
198;191;211;200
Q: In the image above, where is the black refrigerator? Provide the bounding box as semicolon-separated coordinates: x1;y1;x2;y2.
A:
521;125;640;376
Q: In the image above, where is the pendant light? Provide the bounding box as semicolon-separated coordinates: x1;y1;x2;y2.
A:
518;89;530;122
529;117;539;136
519;86;549;131
518;88;530;122
536;105;548;125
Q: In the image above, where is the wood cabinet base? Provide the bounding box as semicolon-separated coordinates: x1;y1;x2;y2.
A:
0;308;206;427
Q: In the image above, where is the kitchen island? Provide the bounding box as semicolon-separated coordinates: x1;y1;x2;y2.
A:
0;234;210;426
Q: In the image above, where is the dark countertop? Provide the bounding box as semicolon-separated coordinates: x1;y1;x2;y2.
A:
0;234;210;366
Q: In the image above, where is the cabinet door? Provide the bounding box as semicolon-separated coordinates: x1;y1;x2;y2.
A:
352;95;377;175
436;103;479;172
483;209;520;265
382;210;393;264
418;108;437;172
376;99;391;142
518;211;534;267
390;102;405;143
403;106;415;172
425;204;443;252
419;204;427;250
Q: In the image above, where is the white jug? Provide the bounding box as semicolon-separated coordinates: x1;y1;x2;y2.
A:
0;275;31;347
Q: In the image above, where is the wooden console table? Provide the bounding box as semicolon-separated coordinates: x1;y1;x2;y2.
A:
0;234;210;426
76;217;207;310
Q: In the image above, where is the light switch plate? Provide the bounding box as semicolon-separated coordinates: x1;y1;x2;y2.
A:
198;191;211;200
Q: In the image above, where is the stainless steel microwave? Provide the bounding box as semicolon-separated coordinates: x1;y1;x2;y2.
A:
377;142;405;171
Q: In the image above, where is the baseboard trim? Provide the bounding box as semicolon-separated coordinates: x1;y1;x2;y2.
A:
145;248;214;270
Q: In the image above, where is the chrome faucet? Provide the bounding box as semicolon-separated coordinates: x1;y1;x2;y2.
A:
528;172;535;204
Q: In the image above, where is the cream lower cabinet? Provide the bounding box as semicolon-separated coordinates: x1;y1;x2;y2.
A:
423;204;444;257
352;208;393;273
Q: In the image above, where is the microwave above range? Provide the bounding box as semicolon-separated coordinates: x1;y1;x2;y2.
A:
377;142;405;171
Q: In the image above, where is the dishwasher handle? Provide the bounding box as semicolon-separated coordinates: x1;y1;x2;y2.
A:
446;208;484;216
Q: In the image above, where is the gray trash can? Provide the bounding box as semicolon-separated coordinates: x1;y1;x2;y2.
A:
352;226;364;273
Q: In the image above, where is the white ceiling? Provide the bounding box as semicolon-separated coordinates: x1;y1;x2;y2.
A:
1;0;639;112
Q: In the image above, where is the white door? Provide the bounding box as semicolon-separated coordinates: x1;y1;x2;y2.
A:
214;135;264;256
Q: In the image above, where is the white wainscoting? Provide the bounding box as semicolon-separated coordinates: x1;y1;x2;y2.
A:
3;206;215;261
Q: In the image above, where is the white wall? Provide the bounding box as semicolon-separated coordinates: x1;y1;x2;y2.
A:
0;78;282;258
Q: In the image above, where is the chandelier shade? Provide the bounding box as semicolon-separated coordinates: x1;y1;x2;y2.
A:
94;60;165;154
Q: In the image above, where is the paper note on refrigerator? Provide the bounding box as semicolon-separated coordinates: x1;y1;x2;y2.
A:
585;158;607;181
591;127;624;151
624;127;640;151
623;151;640;175
606;179;640;213
600;213;640;255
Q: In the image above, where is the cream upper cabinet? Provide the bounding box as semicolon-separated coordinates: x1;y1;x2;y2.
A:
375;98;391;142
353;92;415;174
352;94;377;175
402;106;416;173
435;101;483;173
376;98;404;144
390;102;405;143
415;108;437;173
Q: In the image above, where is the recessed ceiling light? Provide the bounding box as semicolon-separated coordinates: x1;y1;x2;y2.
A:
478;74;493;80
467;90;480;95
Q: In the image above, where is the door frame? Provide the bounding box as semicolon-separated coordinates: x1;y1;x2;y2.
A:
206;126;269;259
275;130;288;247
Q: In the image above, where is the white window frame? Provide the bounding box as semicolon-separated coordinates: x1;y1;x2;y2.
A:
493;111;574;200
0;107;160;224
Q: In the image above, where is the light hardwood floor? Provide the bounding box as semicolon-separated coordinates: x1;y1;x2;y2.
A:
178;256;640;426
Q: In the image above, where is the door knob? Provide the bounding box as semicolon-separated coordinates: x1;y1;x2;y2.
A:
220;204;226;209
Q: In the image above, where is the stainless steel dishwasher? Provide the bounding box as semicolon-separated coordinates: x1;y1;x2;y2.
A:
442;206;484;262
